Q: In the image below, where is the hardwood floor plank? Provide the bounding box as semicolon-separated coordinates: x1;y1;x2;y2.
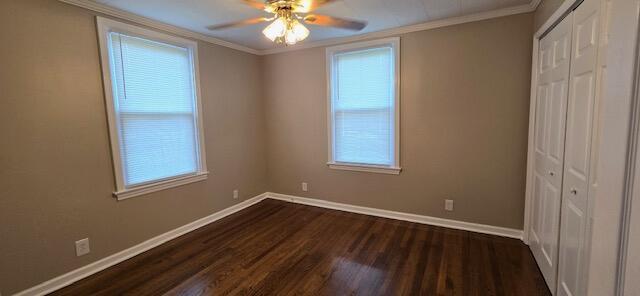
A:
50;199;551;296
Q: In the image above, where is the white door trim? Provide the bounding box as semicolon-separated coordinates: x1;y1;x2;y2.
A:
618;48;640;296
617;10;640;295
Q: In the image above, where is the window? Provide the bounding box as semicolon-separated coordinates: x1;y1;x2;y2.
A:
326;38;401;174
97;17;207;200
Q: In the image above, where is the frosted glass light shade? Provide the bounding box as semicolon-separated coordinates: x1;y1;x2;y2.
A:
262;17;286;41
291;21;309;41
284;29;297;45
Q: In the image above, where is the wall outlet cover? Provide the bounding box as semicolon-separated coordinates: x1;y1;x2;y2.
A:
75;238;90;257
302;182;308;192
233;189;239;199
445;199;454;211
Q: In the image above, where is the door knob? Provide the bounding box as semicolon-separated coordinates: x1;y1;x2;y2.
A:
549;171;555;176
570;188;578;195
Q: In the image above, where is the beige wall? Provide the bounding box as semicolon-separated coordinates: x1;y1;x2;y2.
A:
263;13;534;230
534;0;569;31
0;0;267;294
1;1;536;294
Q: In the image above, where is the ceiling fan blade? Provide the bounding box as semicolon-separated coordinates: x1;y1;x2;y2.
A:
303;14;367;31
293;0;337;13
241;0;267;10
207;17;269;30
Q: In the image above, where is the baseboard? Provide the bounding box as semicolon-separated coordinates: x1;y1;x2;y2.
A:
266;192;524;240
13;193;269;296
14;191;522;295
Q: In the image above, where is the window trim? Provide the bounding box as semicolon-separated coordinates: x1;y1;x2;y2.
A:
325;37;401;175
96;17;208;200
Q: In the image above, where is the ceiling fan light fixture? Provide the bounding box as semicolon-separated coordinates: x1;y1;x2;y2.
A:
263;16;309;45
209;0;366;47
262;17;287;41
291;20;310;41
284;28;298;45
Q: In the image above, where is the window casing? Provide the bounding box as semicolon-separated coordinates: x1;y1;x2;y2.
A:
97;17;208;200
326;38;401;174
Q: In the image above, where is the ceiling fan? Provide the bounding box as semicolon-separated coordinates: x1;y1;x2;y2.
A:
207;0;367;46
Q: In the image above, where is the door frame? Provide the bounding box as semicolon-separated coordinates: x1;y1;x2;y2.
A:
619;40;640;295
615;4;640;295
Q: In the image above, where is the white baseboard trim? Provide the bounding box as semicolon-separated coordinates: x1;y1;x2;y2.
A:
13;193;269;296
14;191;523;295
266;192;524;240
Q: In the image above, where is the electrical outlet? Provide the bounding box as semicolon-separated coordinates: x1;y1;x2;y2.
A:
445;199;454;211
75;238;90;257
302;182;308;192
233;189;239;199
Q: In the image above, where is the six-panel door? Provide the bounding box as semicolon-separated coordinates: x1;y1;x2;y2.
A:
530;12;573;292
557;0;601;294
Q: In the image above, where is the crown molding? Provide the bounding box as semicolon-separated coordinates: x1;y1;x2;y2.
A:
529;0;543;10
261;2;538;55
59;0;540;56
57;0;261;55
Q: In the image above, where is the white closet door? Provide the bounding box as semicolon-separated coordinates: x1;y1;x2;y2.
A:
557;0;601;294
530;12;573;292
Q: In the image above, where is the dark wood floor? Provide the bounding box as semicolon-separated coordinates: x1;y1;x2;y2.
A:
50;199;550;296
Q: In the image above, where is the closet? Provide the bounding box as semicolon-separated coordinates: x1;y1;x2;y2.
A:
528;0;602;295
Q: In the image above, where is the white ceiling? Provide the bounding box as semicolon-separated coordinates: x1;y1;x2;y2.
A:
94;0;533;50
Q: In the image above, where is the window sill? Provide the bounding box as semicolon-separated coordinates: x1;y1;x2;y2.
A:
327;162;401;175
114;172;209;201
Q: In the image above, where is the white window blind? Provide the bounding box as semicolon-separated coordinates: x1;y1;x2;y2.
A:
108;32;201;187
330;42;398;169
